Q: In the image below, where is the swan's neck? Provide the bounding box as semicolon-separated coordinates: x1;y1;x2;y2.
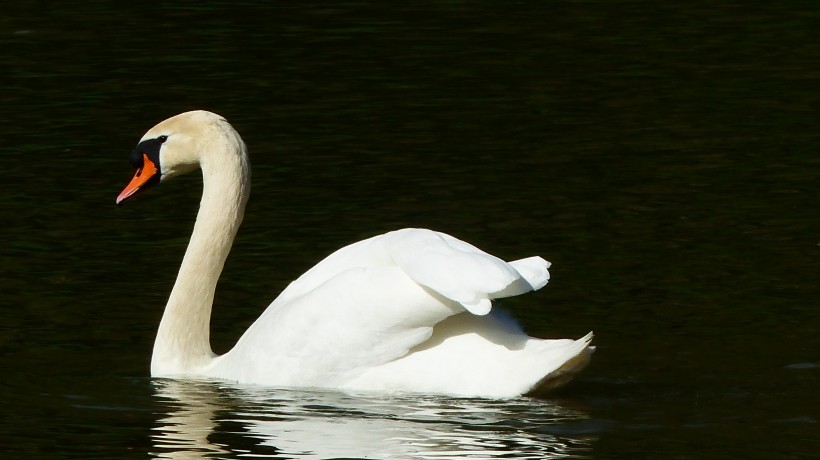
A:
152;134;250;376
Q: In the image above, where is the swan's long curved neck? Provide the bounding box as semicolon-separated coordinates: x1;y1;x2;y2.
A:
152;132;250;376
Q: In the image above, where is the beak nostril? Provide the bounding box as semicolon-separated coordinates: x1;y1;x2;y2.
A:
116;153;160;204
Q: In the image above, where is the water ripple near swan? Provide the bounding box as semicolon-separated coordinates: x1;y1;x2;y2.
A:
151;379;594;459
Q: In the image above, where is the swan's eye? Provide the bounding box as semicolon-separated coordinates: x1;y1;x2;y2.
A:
158;135;169;143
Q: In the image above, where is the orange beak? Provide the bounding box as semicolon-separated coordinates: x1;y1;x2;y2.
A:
116;154;160;204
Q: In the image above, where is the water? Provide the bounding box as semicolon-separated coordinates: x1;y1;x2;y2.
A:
1;1;818;458
151;380;595;459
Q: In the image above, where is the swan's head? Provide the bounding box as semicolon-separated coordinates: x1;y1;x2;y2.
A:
116;110;234;204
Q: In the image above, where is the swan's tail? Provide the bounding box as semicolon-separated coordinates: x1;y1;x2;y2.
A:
528;332;594;395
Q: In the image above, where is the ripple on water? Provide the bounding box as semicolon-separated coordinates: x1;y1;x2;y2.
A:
150;380;597;459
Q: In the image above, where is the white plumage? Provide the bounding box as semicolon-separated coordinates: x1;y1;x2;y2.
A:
117;110;593;398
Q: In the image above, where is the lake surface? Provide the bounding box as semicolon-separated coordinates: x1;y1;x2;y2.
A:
1;1;817;458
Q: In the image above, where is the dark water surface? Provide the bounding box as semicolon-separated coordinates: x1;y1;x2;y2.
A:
1;1;818;458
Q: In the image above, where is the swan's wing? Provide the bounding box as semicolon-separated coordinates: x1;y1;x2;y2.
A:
273;229;551;315
205;229;552;388
207;265;460;386
386;229;551;314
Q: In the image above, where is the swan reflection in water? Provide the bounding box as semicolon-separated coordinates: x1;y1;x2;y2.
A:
151;379;594;459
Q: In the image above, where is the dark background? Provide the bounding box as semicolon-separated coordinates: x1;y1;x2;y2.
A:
0;1;817;458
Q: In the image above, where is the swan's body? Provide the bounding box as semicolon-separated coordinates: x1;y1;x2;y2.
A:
117;110;593;398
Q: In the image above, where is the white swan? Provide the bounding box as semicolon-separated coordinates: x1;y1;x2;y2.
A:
116;110;593;398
